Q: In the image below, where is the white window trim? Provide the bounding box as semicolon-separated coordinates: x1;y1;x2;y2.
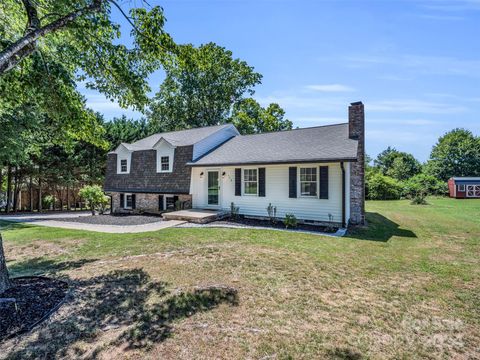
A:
160;156;171;173
123;193;133;209
458;184;466;192
298;166;319;198
242;167;259;196
163;194;176;210
120;159;128;173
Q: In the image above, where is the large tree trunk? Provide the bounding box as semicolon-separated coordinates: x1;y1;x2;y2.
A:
12;166;19;212
0;167;3;212
66;184;71;211
0;233;11;294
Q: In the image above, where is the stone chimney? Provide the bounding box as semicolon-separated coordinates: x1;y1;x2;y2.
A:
348;101;365;225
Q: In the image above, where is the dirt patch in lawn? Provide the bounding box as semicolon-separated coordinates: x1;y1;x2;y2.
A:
0;277;68;341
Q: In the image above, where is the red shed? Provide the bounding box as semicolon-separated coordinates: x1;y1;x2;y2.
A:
448;177;480;198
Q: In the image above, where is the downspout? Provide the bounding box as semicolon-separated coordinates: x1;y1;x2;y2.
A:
340;162;346;228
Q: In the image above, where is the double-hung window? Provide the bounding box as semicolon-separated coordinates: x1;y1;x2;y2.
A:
300;167;317;197
243;169;258;195
120;159;128;173
125;194;133;208
161;156;170;171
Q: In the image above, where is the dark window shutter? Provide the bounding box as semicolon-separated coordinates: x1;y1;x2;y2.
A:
258;168;266;197
158;195;164;211
120;194;124;208
173;195;179;210
289;167;297;198
319;166;329;199
132;194;136;209
235;168;241;196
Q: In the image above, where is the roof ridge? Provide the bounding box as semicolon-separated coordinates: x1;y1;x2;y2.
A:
236;122;348;138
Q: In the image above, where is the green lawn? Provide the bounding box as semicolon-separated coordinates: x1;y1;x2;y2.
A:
0;198;479;359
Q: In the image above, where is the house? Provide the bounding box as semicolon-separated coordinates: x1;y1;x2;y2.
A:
448;177;480;198
104;102;366;227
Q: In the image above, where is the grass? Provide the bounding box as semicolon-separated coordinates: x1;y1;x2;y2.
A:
0;197;479;359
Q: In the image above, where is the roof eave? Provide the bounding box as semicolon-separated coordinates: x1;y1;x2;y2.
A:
187;157;358;167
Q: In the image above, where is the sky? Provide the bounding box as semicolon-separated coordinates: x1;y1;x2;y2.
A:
81;0;480;162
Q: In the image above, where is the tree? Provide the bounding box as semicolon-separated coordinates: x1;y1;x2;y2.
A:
229;98;293;135
148;42;262;131
426;128;480;181
0;234;11;293
0;0;175;291
104;115;158;150
374;147;421;181
366;173;403;200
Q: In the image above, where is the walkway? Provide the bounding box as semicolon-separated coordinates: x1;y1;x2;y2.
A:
0;212;185;234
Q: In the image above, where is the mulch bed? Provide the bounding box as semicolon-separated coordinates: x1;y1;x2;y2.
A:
52;214;163;226
0;277;68;341
214;216;339;233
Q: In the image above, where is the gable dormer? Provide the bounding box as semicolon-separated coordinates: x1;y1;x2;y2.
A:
114;143;133;174
153;138;176;173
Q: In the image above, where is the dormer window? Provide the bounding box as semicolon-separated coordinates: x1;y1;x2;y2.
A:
120;159;128;173
161;156;170;171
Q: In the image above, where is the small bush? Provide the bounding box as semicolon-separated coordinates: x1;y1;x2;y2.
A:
79;185;109;215
403;173;447;198
42;195;54;210
410;194;428;205
266;203;277;224
284;213;298;229
366;173;403;200
230;202;240;220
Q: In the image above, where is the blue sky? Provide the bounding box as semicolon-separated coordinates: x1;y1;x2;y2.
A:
81;0;480;161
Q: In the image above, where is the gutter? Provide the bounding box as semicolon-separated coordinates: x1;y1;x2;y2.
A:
187;157;357;167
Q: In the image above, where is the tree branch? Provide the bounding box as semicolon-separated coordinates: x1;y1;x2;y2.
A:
0;0;103;75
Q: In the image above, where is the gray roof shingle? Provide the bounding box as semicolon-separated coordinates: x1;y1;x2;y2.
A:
125;124;234;150
190;123;358;166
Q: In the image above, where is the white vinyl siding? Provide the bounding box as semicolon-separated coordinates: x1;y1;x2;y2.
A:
191;162;345;223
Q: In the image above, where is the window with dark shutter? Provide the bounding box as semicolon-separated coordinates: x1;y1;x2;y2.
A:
319;166;329;199
159;195;164;211
258;168;266;197
131;194;136;209
289;167;297;198
120;194;124;208
235;168;241;196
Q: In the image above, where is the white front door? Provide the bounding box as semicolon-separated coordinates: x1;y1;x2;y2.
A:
466;185;480;198
207;170;220;206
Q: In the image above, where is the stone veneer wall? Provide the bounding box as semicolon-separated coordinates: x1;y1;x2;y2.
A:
348;102;366;225
111;192;192;214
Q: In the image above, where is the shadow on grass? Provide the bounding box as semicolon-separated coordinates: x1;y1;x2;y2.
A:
6;269;238;359
347;212;417;242
8;257;98;277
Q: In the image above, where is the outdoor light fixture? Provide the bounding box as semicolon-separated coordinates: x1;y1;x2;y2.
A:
222;171;226;179
200;172;204;179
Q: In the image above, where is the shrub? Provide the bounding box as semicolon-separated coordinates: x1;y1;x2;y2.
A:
79;185;109;215
266;203;277;224
42;195;54;210
230;202;240;220
410;194;428;205
403;173;447;198
284;213;298;229
366;173;403;200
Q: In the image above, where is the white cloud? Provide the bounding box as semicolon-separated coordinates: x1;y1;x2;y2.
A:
305;84;355;92
342;54;480;77
367;99;467;114
368;118;440;126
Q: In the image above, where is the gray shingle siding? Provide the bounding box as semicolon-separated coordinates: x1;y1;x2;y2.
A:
104;145;193;194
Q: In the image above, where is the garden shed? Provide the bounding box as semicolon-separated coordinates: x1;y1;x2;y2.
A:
448;177;480;198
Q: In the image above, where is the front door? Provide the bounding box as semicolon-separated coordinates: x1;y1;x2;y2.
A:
207;170;220;206
466;185;480;198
